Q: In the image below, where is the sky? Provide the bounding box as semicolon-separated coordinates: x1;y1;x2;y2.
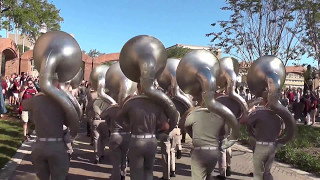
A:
51;0;228;54
0;0;316;66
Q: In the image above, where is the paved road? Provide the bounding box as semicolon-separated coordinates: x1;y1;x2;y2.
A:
4;121;319;180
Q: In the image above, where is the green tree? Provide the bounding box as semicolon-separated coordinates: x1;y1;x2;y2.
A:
88;49;103;58
104;61;114;66
299;0;320;72
1;0;63;42
167;47;191;59
206;0;306;65
17;44;30;56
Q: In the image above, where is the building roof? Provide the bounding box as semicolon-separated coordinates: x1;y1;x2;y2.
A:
285;66;306;74
94;53;120;64
21;50;33;60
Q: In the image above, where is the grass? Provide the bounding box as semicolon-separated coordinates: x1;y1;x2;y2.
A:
0;118;24;169
239;125;320;176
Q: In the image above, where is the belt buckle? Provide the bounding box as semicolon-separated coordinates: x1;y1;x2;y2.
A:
137;135;144;138
145;135;151;138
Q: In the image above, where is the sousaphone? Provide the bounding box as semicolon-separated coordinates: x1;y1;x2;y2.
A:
247;55;296;145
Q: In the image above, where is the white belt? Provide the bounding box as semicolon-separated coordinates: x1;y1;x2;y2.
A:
131;134;155;139
256;141;275;145
194;146;217;150
38;138;63;142
112;132;130;135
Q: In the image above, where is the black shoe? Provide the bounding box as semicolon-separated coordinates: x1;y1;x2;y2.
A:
26;133;32;138
226;166;231;176
249;172;254;177
23;136;29;142
170;171;176;177
94;159;99;164
181;139;185;143
216;175;226;180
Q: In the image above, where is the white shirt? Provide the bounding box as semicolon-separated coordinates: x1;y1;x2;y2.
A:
169;127;182;151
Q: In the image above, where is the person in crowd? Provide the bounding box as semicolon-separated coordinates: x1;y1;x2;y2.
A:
0;76;7;118
280;89;289;108
292;98;305;122
34;77;41;92
78;81;88;116
239;86;246;99
301;91;312;125
20;72;27;86
310;93;318;125
8;74;15;105
297;88;302;103
20;80;38;141
245;89;252;102
292;88;297;102
287;89;295;110
1;76;8;100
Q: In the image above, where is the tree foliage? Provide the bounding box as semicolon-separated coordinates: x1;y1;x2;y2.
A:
88;49;103;58
206;0;306;65
300;0;320;66
1;0;63;42
167;47;191;59
17;44;30;56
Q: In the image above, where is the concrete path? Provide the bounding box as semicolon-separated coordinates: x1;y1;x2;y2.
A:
1;121;318;180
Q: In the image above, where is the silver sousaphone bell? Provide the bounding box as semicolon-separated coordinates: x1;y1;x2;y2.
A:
105;62;137;105
158;58;193;114
119;35;179;129
216;57;248;120
90;64;116;105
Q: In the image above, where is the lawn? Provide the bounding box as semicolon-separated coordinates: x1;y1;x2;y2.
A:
0;118;24;169
239;124;320;177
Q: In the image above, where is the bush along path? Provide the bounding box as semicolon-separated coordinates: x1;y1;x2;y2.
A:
239;125;320;177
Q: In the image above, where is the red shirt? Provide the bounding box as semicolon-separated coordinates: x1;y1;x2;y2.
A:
22;88;37;100
13;80;20;93
287;92;294;104
1;81;7;94
311;99;318;110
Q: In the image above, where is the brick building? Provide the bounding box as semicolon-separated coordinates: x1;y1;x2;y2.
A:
0;38;20;76
0;37;120;80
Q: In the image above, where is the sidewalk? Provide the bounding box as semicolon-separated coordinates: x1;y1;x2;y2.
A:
0;124;318;180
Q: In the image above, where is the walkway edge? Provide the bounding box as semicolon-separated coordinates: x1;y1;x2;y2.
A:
0;137;35;180
234;143;319;180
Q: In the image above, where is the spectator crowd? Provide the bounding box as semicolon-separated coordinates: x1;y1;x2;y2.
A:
0;72;90;142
